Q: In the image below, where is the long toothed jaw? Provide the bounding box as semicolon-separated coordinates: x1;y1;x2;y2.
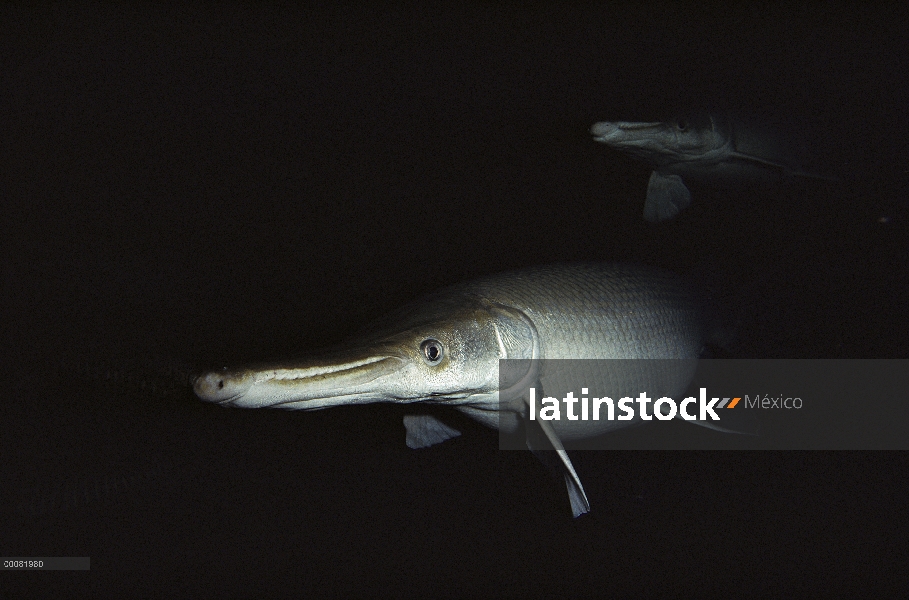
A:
590;121;664;143
192;354;409;410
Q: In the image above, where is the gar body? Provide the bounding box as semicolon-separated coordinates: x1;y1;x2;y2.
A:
194;262;734;516
590;113;836;222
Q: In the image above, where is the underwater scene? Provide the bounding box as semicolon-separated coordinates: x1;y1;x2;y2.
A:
2;4;906;596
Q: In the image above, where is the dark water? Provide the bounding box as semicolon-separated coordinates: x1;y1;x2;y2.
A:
2;4;906;596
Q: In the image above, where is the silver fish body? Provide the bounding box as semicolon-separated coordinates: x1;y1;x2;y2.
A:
425;263;708;440
194;263;724;516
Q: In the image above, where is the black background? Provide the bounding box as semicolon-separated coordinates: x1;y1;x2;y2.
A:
2;3;907;597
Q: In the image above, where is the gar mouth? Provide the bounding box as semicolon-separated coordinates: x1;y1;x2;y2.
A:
591;121;664;143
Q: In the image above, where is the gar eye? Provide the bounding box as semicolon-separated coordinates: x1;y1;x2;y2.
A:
676;120;689;132
420;339;444;365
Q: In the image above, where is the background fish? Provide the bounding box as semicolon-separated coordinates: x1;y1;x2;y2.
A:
591;113;838;221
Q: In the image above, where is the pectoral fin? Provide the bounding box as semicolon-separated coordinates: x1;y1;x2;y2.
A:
645;171;691;222
403;414;461;449
523;388;590;517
